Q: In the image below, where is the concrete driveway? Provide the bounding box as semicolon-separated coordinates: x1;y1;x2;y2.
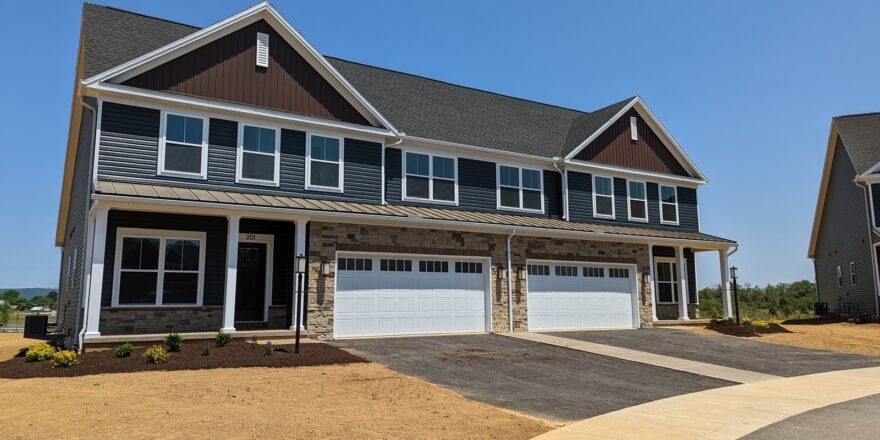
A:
549;328;880;377
333;334;732;422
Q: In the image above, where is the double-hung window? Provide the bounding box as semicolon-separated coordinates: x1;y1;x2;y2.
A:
627;180;648;222
593;175;615;218
159;113;207;178
404;152;456;203
850;262;857;285
659;185;679;224
836;265;843;287
113;229;205;307
498;165;543;212
307;134;343;192
238;124;279;185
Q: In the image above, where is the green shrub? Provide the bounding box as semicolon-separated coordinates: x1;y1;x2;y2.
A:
202;343;211;356
51;350;78;368
215;331;232;347
164;333;184;352
25;342;56;362
264;341;273;356
144;345;170;364
113;343;134;358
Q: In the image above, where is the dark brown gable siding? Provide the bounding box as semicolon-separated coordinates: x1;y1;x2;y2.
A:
123;20;373;127
574;109;690;177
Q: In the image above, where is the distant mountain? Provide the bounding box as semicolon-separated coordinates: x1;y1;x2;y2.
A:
0;288;58;299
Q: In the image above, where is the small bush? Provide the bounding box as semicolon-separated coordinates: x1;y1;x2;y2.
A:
202;343;211;356
215;331;232;347
51;350;78;368
144;345;170;364
25;342;56;362
164;333;184;352
250;335;258;350
264;341;273;356
113;343;134;358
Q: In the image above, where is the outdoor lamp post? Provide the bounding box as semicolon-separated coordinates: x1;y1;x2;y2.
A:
730;266;740;324
294;256;308;354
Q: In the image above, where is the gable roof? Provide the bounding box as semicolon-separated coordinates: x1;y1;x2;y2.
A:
833;112;880;175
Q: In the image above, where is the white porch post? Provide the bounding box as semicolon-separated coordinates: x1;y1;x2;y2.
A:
83;206;109;337
675;246;690;320
221;215;241;333
719;249;732;318
649;244;658;321
292;218;308;331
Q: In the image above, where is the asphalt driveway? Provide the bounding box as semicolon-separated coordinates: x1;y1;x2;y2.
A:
333;334;732;422
743;393;880;440
550;328;880;377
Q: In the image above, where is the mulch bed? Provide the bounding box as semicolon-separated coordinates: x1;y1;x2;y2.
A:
707;319;793;338
0;340;367;379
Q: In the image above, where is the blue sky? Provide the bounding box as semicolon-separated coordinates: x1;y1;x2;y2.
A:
1;0;879;289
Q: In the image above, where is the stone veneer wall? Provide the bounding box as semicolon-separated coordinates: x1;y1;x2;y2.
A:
656;304;700;320
99;307;222;335
306;222;654;339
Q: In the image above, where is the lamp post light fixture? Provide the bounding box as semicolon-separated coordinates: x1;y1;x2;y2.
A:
730;266;741;325
294;255;308;354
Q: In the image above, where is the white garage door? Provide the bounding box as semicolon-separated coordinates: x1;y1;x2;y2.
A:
334;255;488;338
527;262;638;331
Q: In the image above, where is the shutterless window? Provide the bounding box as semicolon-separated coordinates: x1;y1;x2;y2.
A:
850;262;857;285
583;267;604;278
240;125;278;183
555;265;578;277
609;268;629;278
419;260;449;273
455;262;483;274
628;181;647;221
593;176;614;218
528;264;549;276
308;135;342;190
499;166;542;211
405;152;455;202
836;265;843;287
380;259;412;272
116;234;202;306
660;185;679;224
338;258;372;271
161;113;206;176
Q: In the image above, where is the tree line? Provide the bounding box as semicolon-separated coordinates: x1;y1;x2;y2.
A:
698;280;817;320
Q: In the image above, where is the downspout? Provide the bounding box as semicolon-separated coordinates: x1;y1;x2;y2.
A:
382;135;404;205
856;180;880;318
507;229;516;332
552;160;568;220
76;95;98;353
727;244;739;258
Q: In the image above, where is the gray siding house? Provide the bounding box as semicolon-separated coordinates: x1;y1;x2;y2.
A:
55;3;736;348
809;113;880;317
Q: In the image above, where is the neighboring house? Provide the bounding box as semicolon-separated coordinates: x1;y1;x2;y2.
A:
809;113;880;317
55;2;736;348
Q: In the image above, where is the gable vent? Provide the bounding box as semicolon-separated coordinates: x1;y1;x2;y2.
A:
256;32;269;68
630;116;638;141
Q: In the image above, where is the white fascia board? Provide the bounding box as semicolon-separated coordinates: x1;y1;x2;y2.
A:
564;97;638;161
808;122;839;258
92;193;737;250
87;83;394;141
399;135;557;170
564;159;706;187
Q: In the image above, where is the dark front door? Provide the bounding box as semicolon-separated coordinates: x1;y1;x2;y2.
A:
235;243;267;322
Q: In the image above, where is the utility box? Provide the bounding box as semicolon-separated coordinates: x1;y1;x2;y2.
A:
23;315;48;339
814;302;829;316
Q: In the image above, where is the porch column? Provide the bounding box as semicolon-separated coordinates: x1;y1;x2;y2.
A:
649;244;658;321
83;205;109;337
292;218;308;331
221;215;241;333
675;246;690;320
719;249;733;318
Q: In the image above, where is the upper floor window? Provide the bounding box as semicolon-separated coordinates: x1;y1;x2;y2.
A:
627;180;648;222
404;152;456;204
593;175;615;218
850;262;856;285
159;113;208;179
237;124;279;186
836;265;843;287
498;165;543;212
307;134;344;192
659;185;679;224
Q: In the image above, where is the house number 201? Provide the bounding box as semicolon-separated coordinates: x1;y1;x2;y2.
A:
245;234;256;240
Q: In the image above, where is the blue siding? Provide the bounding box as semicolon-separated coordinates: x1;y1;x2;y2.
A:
871;184;880;227
459;158;497;212
568;171;593;223
544;171;563;218
614;177;628;221
385;147;402;202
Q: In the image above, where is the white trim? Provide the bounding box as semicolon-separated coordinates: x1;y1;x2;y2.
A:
626;179;649;222
592;174;615;219
111;228;207;308
654;257;679;304
401;149;459;206
659;184;680;226
236;121;281;187
157;110;209;180
808;122;842;257
564;159;704;187
238;232;274;322
304;132;345;193
91;99;104;189
496;164;545;214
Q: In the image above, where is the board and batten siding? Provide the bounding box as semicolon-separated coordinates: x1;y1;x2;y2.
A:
814;137;877;313
96;101;382;204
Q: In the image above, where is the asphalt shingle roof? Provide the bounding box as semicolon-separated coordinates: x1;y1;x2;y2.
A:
833;113;880;175
79;3;632;158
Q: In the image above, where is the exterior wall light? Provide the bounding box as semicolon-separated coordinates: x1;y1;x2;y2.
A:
321;260;331;276
518;267;527;281
499;267;508;279
294;256;308;274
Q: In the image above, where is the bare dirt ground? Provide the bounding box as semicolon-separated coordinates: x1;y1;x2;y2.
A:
0;334;553;439
684;322;880;357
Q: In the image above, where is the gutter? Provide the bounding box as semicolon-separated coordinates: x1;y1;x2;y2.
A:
507;229;516;332
76;95;99;353
552;160;568;220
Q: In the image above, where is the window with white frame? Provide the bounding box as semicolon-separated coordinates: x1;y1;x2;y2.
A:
113;229;205;306
836;265;843;287
499;165;543;211
160;113;207;178
850;262;857;285
659;184;679;224
307;134;343;191
593;175;615;218
655;260;679;303
627;180;648;221
66;248;77;290
404;152;456;203
238;124;279;185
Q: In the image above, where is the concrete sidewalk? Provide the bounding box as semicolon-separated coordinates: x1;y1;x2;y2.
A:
532;366;880;440
505;332;780;384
